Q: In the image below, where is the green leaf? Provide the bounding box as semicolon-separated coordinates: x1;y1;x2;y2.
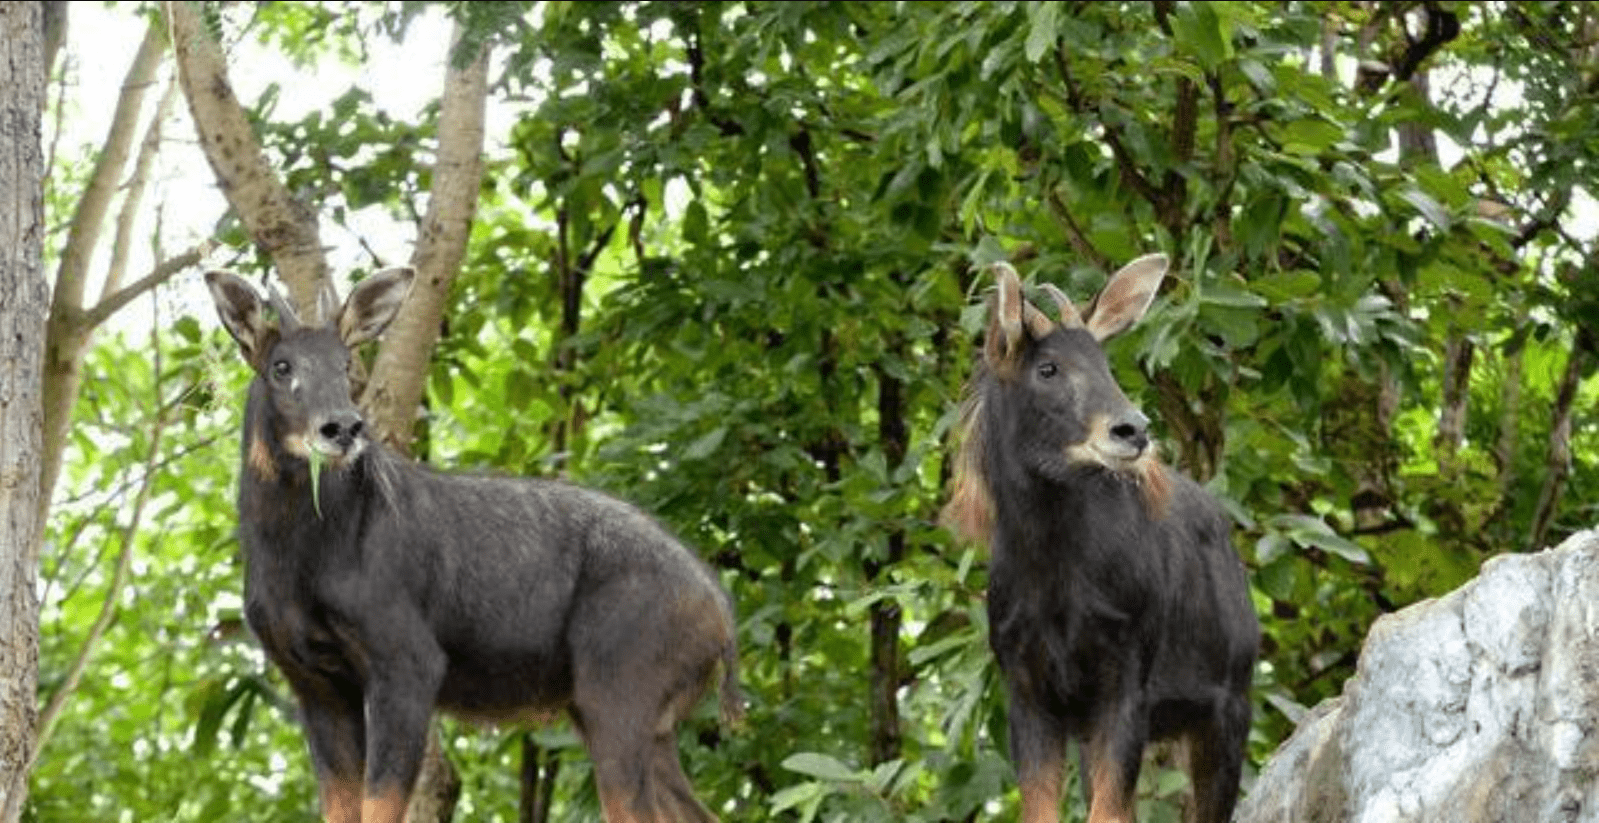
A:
1172;1;1232;68
782;752;861;783
308;447;325;519
769;781;828;822
1272;514;1370;565
682;426;727;462
1398;187;1452;231
1278;118;1345;155
1025;2;1063;63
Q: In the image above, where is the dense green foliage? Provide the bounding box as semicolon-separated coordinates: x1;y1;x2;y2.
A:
30;2;1599;822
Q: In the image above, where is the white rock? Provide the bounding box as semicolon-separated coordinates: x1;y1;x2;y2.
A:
1236;528;1599;823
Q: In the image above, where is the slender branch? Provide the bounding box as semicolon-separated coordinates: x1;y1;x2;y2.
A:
49;429;223;513
1389;3;1460;83
49;17;164;316
1052;41;1162;208
82;239;217;329
626;193;648;264
101;74;179;302
686;11;744;137
1208;71;1237;252
31;296;171;769
1482;306;1530;531
1527;334;1590;550
40;16;168;510
1044;187;1111;270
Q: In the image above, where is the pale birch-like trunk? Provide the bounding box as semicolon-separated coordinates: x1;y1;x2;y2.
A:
0;5;49;820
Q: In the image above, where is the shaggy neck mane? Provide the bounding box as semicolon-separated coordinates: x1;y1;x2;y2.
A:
941;373;1173;546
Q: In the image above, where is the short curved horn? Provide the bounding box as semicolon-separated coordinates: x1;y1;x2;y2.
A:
264;284;302;332
316;279;342;327
1022;300;1057;339
1038;283;1085;330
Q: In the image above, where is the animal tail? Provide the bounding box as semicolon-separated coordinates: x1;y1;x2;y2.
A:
718;632;745;726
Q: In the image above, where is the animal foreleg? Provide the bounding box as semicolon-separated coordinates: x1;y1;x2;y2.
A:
1082;708;1147;823
1006;698;1067;823
291;680;366;823
360;676;441;823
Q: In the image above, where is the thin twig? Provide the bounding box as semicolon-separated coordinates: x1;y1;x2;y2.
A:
31;295;173;766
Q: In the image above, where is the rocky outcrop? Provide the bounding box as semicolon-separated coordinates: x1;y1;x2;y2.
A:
1236;528;1599;823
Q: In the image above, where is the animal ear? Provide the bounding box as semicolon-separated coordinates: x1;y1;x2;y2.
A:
206;270;272;366
1085;253;1168;341
338;266;415;346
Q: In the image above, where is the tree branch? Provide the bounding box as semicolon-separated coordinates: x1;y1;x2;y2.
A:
1044;187;1111;270
49;17;163;317
1052;41;1164;211
40;16;166;510
101;74;179;303
361;20;490;452
31;297;170;770
1208;71;1237;251
1527;332;1591;550
166;0;328;311
81;240;217;329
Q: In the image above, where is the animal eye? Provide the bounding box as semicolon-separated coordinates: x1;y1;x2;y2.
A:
1037;361;1058;379
272;360;292;379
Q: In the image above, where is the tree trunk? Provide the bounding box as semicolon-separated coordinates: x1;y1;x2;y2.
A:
1527;337;1590;551
168;1;328;309
1433;335;1474;474
39;17;166;515
0;4;49;820
866;364;906;767
519;735;560;823
1493;317;1527;512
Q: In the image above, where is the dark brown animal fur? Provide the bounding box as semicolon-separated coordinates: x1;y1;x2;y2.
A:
944;255;1258;823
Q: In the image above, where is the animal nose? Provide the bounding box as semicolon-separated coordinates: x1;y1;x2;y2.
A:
1109;410;1150;453
320;415;364;449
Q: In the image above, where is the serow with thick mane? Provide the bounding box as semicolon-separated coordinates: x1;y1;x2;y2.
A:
944;254;1259;823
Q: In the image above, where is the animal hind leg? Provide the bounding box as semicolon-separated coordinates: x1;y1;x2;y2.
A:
1182;698;1250;823
648;733;718;823
579;716;653;823
575;660;721;823
569;581;730;822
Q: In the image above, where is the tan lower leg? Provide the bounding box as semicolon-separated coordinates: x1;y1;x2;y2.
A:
1086;752;1133;823
318;776;362;823
1018;761;1062;823
360;786;410;823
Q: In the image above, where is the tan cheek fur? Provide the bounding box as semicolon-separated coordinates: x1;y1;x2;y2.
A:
247;436;277;481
